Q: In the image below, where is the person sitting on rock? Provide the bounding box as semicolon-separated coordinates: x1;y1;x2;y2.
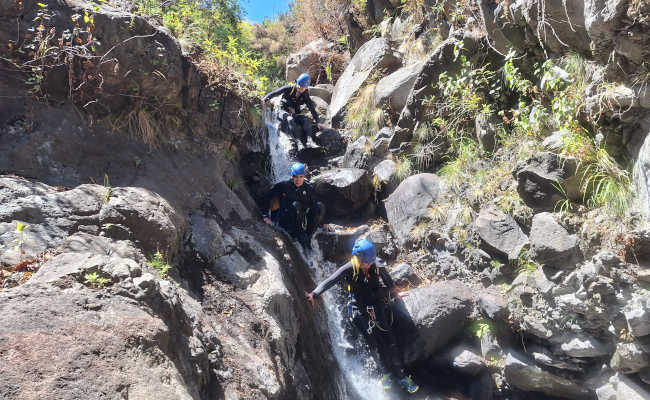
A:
262;73;319;146
305;239;419;394
261;162;326;250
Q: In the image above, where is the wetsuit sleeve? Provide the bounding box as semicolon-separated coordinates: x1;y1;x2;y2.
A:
263;85;290;102
310;262;352;298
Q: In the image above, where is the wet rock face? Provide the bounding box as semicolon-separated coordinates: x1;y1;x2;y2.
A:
385;173;442;246
0;175;342;400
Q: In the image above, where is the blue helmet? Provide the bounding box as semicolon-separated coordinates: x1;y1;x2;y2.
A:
296;73;311;88
352;239;376;263
290;162;306;176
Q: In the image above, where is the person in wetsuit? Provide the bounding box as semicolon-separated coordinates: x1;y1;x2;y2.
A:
261;162;326;250
262;72;319;146
305;239;419;394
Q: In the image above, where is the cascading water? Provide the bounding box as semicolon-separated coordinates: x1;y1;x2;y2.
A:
265;104;295;183
264;106;393;399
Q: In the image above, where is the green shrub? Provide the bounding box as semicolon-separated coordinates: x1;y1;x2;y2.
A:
149;251;171;278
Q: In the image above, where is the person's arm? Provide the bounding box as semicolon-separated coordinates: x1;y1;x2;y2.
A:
263;85;290;102
260;182;282;219
310;262;352;298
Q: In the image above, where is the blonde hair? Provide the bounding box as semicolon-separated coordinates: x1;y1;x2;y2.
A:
351;255;360;282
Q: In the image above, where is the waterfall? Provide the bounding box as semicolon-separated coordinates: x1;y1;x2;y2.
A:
265;105;295;183
264;107;394;399
307;247;395;400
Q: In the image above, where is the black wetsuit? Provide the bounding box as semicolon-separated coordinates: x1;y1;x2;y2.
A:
263;84;319;145
310;259;408;377
261;179;325;248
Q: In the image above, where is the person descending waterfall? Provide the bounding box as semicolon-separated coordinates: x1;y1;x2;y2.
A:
262;72;319;147
305;239;420;394
261;162;326;251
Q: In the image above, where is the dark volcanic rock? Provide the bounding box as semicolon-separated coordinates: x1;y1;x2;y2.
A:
385;173;442;246
513;152;579;211
529;212;581;268
403;280;475;364
476;207;529;261
311;168;373;217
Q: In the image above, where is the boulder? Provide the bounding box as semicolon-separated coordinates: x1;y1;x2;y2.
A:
385;173;442;246
478;292;508;321
633;118;650;217
314;128;346;157
315;225;368;264
403;281;475;364
505;352;591;399
585;0;650;67
514;152;579;211
475;113;500;152
374;62;424;114
476;207;529;261
559;333;611;358
342;136;372;169
373;160;398;200
542;130;570;152
625;295;650;337
531;347;584;372
311;96;329;119
328;38;401;127
365;0;396;25
372;128;393;157
360;224;398;261
389;263;422;287
610;342;650;374
286;39;334;82
395;32;480;145
0;177;183;266
529;212;580;268
99;187;184;257
309;84;334;103
311;168;373;217
596;373;650;400
444;346;486;376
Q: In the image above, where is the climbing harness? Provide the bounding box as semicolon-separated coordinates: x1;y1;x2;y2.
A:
379;373;393;390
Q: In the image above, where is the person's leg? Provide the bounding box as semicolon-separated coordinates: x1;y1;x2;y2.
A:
295;115;311;146
373;305;406;378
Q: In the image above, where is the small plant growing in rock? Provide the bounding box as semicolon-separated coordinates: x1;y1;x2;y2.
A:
13;222;30;261
84;271;111;288
149;250;171;278
103;174;112;203
469;319;493;339
514;249;539;275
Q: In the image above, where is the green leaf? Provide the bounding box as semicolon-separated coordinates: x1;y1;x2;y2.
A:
16;222;24;233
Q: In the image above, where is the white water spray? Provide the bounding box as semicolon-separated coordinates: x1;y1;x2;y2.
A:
265;105;294;183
